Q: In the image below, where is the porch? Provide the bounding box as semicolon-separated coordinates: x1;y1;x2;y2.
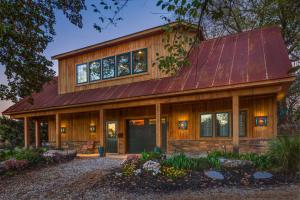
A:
20;86;280;154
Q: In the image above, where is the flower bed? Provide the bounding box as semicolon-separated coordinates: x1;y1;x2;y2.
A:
0;148;77;175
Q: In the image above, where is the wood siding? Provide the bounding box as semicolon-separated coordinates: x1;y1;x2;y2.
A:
57;32;194;94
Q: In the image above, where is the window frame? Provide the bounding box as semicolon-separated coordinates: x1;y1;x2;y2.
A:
239;110;248;137
215;112;231;137
76;63;89;84
132;48;148;75
88;59;102;82
102;56;116;80
200;113;214;137
116;52;131;77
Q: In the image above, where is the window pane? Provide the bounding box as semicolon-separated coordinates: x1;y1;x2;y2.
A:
76;63;88;84
132;48;147;74
107;122;117;138
102;57;115;79
239;111;247;136
216;112;230;137
116;53;131;77
201;114;213;137
89;60;101;81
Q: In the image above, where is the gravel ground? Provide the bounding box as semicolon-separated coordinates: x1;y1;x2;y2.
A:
0;158;299;200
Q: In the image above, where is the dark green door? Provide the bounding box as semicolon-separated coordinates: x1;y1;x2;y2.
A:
106;121;118;153
126;118;167;153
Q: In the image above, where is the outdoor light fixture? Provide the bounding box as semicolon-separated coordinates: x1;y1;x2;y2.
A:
90;125;96;132
255;116;268;126
60;127;66;133
178;120;188;130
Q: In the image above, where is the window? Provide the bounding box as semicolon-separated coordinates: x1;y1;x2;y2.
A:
116;52;131;77
132;48;147;74
89;60;101;81
215;112;230;137
239;111;247;136
102;56;115;79
76;63;88;84
200;114;213;137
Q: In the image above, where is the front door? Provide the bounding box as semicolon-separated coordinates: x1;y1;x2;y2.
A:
106;121;118;153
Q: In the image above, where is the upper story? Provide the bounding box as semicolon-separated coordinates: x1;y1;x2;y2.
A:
52;23;197;94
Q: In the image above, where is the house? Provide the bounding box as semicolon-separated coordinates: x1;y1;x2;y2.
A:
3;23;295;154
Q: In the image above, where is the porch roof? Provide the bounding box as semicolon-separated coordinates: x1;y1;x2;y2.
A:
3;26;293;115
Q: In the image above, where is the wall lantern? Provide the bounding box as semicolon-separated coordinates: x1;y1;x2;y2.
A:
255;116;268;126
60;127;66;134
178;120;188;130
90;125;96;133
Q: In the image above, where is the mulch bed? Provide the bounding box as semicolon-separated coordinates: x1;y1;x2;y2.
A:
100;167;299;194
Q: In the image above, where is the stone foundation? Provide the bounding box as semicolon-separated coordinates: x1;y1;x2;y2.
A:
47;141;101;153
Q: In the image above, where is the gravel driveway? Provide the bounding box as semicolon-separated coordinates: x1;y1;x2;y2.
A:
0;158;299;200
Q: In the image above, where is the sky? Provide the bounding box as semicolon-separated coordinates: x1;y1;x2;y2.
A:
0;0;165;115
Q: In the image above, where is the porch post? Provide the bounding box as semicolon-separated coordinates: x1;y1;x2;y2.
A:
156;103;162;148
35;119;41;148
24;116;30;149
99;109;105;148
232;95;239;153
274;99;278;137
55;113;61;148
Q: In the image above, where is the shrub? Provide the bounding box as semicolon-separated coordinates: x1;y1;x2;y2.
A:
4;159;29;171
122;163;136;176
141;150;162;162
207;152;221;169
143;160;161;175
162;166;186;180
14;149;45;164
268;136;300;173
163;154;210;171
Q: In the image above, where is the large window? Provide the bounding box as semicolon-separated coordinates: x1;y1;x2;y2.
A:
76;63;88;84
116;52;131;77
239;111;247;136
200;114;213;137
132;48;147;74
89;60;101;82
215;112;230;137
102;56;115;79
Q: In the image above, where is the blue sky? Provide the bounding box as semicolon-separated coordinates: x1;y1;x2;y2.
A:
0;0;166;114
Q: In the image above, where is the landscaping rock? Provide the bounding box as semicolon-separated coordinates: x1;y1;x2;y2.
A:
204;170;224;180
219;158;252;168
253;172;273;179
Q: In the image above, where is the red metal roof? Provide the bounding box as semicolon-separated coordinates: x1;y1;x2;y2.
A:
4;26;292;115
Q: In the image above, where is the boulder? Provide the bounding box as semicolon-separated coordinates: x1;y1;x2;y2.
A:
204;170;224;180
219;158;252;168
253;171;273;179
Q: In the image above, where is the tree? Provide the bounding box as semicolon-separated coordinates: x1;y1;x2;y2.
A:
0;0;86;102
0;116;24;147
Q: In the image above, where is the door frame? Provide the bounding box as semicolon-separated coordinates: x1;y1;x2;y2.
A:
105;120;118;153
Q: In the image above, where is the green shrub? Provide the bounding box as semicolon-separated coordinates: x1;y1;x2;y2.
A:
207;152;221;169
268;136;300;173
122;163;136;176
141;150;162;162
162;166;186;179
14;149;45;164
163;154;210;171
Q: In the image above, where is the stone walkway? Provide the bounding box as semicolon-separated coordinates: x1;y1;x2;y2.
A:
0;157;299;200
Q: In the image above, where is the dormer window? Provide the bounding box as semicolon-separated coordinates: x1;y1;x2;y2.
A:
76;63;88;84
89;60;101;82
102;56;115;79
132;48;147;74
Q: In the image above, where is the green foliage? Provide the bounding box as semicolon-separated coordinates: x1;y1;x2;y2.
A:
0;117;24;147
0;0;85;101
0;148;47;164
163;153;210;170
162;166;186;180
141;150;163;162
122;163;136;177
268;136;300;173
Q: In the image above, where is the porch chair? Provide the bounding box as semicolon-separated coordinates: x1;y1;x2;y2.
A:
81;141;95;154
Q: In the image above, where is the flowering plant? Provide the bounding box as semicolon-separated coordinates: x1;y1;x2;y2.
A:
143;160;161;175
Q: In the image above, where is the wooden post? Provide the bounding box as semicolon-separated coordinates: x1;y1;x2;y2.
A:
24;116;30;149
274;98;278;137
232;96;239;153
156;103;162;148
35;120;41;148
55;113;61;148
99;109;105;147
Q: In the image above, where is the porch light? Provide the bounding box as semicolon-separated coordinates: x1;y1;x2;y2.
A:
60;127;66;133
255;116;268;126
178;120;188;130
90;125;96;132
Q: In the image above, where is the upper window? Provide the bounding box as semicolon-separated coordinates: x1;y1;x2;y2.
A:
89;60;101;82
215;112;230;137
102;56;115;79
76;63;88;84
132;48;147;74
239;111;247;136
116;52;131;77
200;114;213;137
